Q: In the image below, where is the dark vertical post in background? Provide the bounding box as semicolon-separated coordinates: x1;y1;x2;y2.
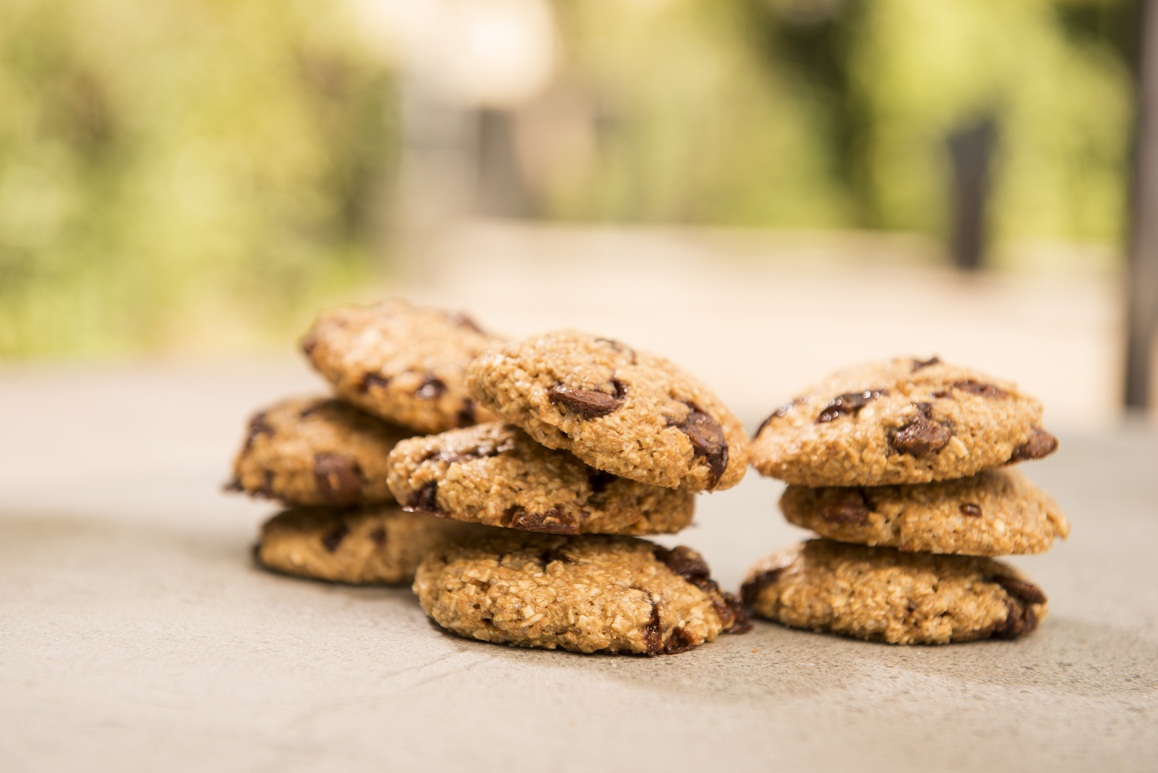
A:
947;115;997;272
1127;0;1158;410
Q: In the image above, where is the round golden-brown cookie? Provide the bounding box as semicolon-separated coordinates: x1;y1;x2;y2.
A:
467;331;749;492
301;300;501;434
749;356;1057;486
228;397;411;506
741;539;1048;645
780;469;1070;556
414;532;749;655
386;423;694;536
254;505;480;585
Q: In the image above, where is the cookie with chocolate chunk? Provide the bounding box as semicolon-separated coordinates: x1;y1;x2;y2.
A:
741;539;1048;645
254;505;478;585
228;397;410;506
301;300;501;434
467;331;749;492
749;356;1057;486
780;469;1070;556
414;531;748;655
387;423;694;536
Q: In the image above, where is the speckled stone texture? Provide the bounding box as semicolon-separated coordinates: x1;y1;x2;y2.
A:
255;505;483;585
742;539;1048;645
749;356;1057;486
415;531;748;655
780;469;1069;556
228;396;412;507
467;331;749;492
386;423;694;535
302;300;501;434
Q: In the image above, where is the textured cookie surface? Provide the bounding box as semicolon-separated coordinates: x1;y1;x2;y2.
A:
741;539;1048;644
414;532;748;655
254;505;477;585
467;331;749;491
229;397;411;506
387;423;694;535
302;300;501;433
750;356;1057;486
781;469;1069;556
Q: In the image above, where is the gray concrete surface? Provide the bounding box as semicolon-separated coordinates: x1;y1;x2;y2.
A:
1;364;1155;772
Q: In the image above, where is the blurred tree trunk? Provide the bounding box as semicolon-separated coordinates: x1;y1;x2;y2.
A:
1126;0;1158;409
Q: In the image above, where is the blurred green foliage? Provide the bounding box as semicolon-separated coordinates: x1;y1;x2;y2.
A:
0;0;1137;357
0;0;395;357
550;0;1133;249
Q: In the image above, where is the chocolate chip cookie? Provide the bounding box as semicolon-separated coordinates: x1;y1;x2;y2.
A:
780;469;1070;556
414;532;749;655
741;539;1048;644
386;423;694;536
467;331;749;492
254;505;479;585
228;397;411;506
749;356;1057;486
301;300;501;434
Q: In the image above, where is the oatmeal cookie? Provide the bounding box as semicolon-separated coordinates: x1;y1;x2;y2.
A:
467;331;748;491
387;423;694;535
741;539;1048;644
749;356;1057;486
414;532;748;655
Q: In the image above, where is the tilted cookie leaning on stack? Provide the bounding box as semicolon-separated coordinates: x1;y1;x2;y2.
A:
741;356;1069;645
402;331;751;655
226;300;501;585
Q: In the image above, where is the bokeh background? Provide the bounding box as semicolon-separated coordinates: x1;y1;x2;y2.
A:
2;0;1153;428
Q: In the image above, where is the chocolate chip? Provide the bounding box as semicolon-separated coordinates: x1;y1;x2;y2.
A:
300;334;318;357
656;545;711;581
455;399;477;427
951;380;1008;399
369;527;387;546
445;311;483;333
891;405;953;457
741;568;782;608
587;469;616;499
243;411;275;451
507;507;581;535
643;603;663;656
547;384;624;418
322;524;349;553
538;548;573;567
662;627;696;655
912;356;941;371
1008;428;1059;463
959;503;982;518
991;574;1047;605
718;593;752;634
820;489;873;524
313;453;363;506
223;478;243;493
358;372;391;392
755;398;804;437
994;598;1040;640
816;390;888;423
415;375;447;400
676;404;728;489
408;481;440;514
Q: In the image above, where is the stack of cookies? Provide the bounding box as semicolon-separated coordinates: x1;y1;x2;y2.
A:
741;356;1070;645
228;300;501;586
398;331;751;655
229;303;751;656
